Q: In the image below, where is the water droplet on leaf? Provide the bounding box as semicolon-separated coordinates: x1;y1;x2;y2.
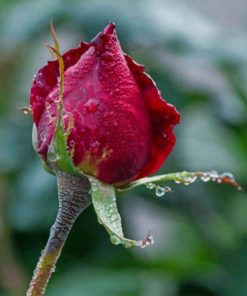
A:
155;186;165;197
146;183;156;189
110;235;121;245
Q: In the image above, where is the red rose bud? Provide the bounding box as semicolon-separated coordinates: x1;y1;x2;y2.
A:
30;23;180;185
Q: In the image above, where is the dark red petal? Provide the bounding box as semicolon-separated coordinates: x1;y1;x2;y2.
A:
125;55;181;179
30;23;180;185
61;23;152;184
30;42;91;126
91;24;152;183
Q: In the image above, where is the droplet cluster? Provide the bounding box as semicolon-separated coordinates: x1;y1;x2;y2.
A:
174;171;241;190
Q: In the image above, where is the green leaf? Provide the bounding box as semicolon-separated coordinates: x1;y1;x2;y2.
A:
89;177;154;248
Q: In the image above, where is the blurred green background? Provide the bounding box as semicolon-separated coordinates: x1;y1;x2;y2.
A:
0;0;246;295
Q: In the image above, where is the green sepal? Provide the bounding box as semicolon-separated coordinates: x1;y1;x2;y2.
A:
44;40;80;176
119;171;241;192
47;101;78;175
89;177;154;248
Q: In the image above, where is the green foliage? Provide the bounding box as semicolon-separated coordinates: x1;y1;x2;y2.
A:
0;0;246;295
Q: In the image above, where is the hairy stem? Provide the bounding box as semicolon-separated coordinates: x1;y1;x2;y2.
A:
27;171;91;296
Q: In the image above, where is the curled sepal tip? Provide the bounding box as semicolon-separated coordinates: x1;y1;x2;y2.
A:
50;20;60;52
89;177;154;248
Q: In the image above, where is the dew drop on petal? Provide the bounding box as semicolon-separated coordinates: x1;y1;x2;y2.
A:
54;97;60;103
40;133;46;142
45;102;51;109
36;72;44;87
89;141;100;154
62;111;69;119
85;98;99;113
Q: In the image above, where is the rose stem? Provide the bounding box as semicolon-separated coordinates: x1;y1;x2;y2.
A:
27;170;91;296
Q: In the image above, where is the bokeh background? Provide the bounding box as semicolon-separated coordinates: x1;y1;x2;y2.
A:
0;0;247;295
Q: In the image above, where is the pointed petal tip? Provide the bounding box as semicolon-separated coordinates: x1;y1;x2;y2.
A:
103;22;116;35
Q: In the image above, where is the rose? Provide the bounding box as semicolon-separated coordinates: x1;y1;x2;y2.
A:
30;23;180;185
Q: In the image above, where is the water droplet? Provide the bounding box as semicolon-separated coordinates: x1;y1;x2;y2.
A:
48;152;60;162
109;208;114;214
140;233;154;248
40;133;46;142
155;186;165;197
102;149;108;159
220;172;234;179
210;170;218;181
181;175;198;185
54;97;60;103
164;186;172;193
200;174;211;182
90;141;100;154
85;98;99;113
45;102;51;109
146;183;156;190
91;187;97;192
36;72;44;87
69;140;75;147
69;140;76;157
162;132;167;139
110;235;121;245
62;112;68;119
111;214;119;222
